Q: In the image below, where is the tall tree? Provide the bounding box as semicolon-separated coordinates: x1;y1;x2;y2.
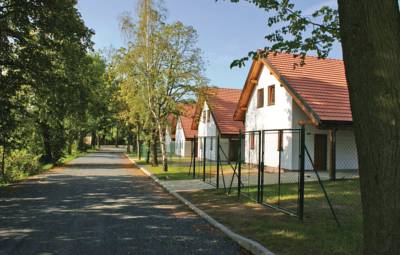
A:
1;0;93;163
224;0;400;254
118;0;205;171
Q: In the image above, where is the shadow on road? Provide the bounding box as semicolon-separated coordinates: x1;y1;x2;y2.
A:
0;150;241;255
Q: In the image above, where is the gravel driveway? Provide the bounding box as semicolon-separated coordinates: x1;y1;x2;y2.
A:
0;148;241;255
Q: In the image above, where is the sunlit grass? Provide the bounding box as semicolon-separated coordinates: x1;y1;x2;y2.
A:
180;179;362;255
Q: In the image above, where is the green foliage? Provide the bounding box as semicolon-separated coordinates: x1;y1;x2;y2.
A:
113;0;206;170
221;0;339;67
0;1;111;181
1;149;41;182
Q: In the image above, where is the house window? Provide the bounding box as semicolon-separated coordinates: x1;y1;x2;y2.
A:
257;88;264;108
268;85;275;105
202;111;206;123
207;110;211;123
250;132;255;150
210;137;213;151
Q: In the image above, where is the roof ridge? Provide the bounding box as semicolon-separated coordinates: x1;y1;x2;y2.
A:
208;87;242;91
268;51;343;63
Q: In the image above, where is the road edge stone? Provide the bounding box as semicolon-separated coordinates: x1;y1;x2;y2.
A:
125;154;275;255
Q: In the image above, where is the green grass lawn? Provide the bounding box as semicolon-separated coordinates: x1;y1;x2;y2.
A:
129;154;235;181
129;155;197;180
180;179;362;255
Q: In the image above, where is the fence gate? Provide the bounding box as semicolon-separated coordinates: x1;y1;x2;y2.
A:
259;128;304;217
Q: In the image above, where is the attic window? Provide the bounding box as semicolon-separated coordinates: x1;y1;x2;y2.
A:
257;88;264;108
207;110;211;123
202;111;206;123
268;85;275;106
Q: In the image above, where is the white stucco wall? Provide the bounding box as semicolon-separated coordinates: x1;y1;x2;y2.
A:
244;66;295;169
335;130;358;170
291;105;358;170
197;101;218;137
244;65;358;171
174;118;193;157
197;101;219;161
292;105;328;170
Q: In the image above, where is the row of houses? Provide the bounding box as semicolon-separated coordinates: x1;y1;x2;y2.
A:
166;52;359;172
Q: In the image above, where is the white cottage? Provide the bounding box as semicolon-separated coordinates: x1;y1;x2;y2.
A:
174;104;197;157
192;88;244;162
234;52;358;174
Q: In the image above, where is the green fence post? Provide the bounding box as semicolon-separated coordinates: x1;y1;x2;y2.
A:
193;137;196;178
216;136;220;189
238;131;242;198
299;125;306;221
203;137;206;182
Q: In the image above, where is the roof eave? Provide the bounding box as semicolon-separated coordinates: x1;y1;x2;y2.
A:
233;60;262;121
318;120;353;129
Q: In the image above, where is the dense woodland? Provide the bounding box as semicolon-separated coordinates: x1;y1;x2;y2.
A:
0;0;123;182
0;0;204;183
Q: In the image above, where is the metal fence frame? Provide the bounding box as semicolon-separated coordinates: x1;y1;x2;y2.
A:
188;126;357;224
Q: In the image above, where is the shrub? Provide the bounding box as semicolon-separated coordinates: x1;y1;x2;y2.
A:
2;149;41;182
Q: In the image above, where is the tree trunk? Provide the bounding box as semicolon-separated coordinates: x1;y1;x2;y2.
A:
337;1;400;254
151;130;158;166
91;130;97;148
78;130;86;151
136;134;141;160
1;141;6;182
101;134;106;146
67;139;73;155
156;122;168;172
115;126;119;148
146;140;150;164
40;122;53;163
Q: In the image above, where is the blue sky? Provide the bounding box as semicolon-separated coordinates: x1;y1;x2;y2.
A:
77;0;341;89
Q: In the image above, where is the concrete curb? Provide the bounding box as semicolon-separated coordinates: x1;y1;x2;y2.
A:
125;154;275;255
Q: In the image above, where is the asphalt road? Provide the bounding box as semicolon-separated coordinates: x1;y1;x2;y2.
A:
0;148;241;255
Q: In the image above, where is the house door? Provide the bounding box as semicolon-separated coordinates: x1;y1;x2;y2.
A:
314;134;327;171
229;139;240;162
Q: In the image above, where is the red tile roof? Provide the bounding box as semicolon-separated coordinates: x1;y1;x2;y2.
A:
205;88;244;134
178;104;197;139
234;52;352;125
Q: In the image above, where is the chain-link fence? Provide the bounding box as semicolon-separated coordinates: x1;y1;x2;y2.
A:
191;127;361;224
259;129;303;216
302;129;361;225
188;136;241;188
165;140;193;168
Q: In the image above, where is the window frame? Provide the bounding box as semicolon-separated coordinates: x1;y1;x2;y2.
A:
256;88;264;108
268;85;275;106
